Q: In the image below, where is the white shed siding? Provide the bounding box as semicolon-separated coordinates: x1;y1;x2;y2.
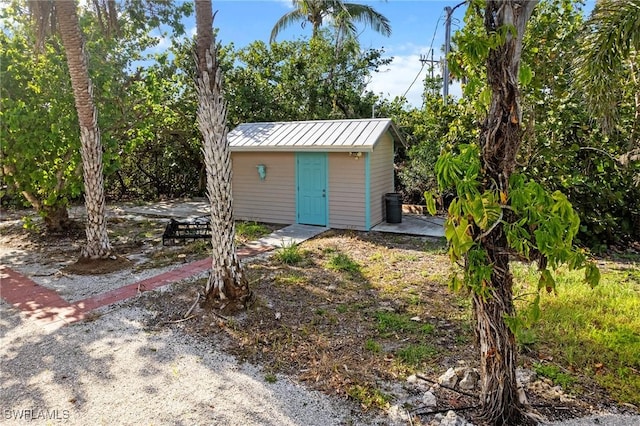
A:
369;132;395;226
231;152;296;224
328;152;367;230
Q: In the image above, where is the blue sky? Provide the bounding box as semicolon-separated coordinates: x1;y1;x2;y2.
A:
176;0;595;108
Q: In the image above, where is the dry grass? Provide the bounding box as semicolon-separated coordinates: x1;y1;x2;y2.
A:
143;231;475;412
140;229;639;423
2;209;638;424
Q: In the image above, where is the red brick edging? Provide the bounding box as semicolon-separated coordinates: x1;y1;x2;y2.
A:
0;244;272;331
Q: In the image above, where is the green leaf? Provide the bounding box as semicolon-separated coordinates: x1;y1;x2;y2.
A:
539;269;556;293
529;294;541;322
519;63;533;86
444;217;474;262
448;272;466;293
506;222;532;259
584;262;601;288
479;87;491;107
424;191;437;216
468;192;502;230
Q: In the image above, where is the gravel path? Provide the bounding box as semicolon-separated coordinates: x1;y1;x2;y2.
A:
1;297;382;425
2;202;638;425
4;283;638;426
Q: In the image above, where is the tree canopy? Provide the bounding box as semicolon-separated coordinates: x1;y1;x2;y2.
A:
269;0;391;43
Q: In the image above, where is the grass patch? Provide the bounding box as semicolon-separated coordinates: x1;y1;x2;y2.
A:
347;385;392;410
132;219;163;239
397;344;438;367
422;239;447;254
274;271;306;285
375;311;434;336
236;221;270;240
274;242;304;265
534;363;576;389
364;339;382;353
368;252;384;262
512;262;640;405
264;373;278;383
326;252;360;274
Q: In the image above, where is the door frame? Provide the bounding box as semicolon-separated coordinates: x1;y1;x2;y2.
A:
295;152;328;226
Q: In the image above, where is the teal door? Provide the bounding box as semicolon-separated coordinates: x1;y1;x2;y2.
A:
296;152;328;226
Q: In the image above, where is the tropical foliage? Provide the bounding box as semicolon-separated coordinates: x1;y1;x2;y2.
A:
270;0;391;43
425;1;601;422
1;0;193;231
422;0;640;249
2;0;638;255
1;20;80;231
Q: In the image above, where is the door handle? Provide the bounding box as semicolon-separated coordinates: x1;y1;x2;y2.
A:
322;189;326;198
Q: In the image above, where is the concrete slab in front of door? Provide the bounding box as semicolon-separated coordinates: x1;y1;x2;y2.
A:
246;224;330;248
372;215;445;238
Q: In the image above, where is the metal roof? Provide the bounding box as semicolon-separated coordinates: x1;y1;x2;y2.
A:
228;118;404;153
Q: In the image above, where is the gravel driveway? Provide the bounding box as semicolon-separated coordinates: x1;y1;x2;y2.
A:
0;298;383;425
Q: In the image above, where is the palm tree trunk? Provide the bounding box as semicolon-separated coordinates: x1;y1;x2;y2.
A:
56;0;111;259
475;1;537;424
195;0;251;308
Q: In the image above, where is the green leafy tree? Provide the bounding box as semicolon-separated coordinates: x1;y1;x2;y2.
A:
427;1;599;423
1;0;192;235
1;24;80;231
108;52;203;199
575;0;640;198
224;33;390;123
520;0;640;247
379;95;478;204
270;0;391;43
449;0;640;248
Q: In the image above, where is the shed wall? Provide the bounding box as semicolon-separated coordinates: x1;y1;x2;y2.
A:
231;152;296;224
328;152;366;230
369;132;395;226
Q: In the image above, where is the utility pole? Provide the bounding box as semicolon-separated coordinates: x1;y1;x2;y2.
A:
443;6;452;105
443;1;465;105
419;49;438;96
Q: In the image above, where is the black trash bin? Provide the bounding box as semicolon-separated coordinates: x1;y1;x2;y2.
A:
385;193;402;224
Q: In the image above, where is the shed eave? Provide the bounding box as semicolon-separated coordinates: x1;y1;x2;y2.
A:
230;146;375;153
382;121;406;148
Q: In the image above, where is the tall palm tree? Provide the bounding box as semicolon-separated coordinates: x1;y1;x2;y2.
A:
575;0;640;179
195;0;252;307
270;0;391;43
575;0;640;140
51;0;112;258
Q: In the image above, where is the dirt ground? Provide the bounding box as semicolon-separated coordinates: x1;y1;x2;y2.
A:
1;208;638;425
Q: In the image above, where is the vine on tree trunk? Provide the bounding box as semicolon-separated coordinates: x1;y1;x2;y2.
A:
425;1;599;424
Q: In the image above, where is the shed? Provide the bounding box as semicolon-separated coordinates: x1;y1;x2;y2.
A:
228;118;404;231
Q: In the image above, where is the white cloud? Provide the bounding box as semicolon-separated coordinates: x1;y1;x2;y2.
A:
368;48;462;109
368;53;425;108
153;35;172;50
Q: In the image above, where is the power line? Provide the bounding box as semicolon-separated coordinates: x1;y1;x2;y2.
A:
401;62;426;99
400;13;443;101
